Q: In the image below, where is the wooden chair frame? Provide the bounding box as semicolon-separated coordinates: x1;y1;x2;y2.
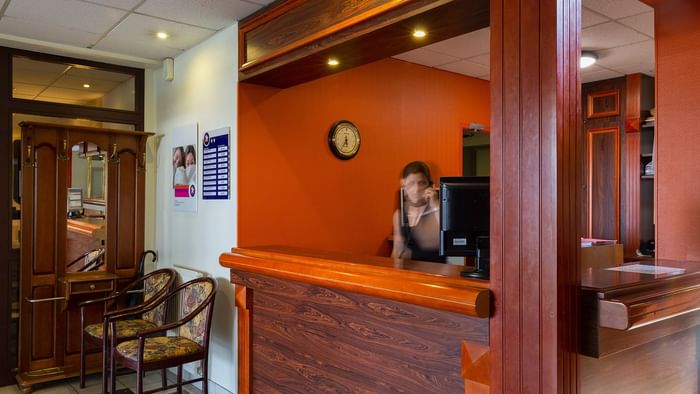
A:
79;267;177;392
110;277;217;394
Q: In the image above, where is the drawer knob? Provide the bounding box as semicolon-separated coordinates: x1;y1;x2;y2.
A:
89;284;96;290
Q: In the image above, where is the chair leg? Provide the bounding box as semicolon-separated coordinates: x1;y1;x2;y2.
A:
161;368;167;388
79;330;86;388
136;364;143;394
176;365;183;394
111;344;117;394
102;337;109;394
202;359;208;394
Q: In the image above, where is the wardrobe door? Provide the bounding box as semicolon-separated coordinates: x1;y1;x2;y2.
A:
19;125;67;372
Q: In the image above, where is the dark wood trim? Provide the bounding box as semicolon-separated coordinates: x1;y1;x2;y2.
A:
0;46;13;387
586;89;620;119
625;74;642;133
586;126;620;241
490;0;581;391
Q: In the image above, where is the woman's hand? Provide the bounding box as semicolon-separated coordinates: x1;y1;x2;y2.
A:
424;187;439;209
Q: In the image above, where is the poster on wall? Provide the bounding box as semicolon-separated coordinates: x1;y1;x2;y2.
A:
172;123;198;212
202;127;230;200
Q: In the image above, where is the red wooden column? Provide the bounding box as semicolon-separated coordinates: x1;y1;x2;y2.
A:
490;0;582;392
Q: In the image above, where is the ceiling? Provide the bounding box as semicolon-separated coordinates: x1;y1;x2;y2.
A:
0;0;654;106
0;0;274;64
394;0;655;83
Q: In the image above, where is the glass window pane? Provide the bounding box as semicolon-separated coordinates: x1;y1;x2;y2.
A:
12;56;136;111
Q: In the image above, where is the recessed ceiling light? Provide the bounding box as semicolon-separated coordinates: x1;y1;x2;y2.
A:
580;51;598;68
83;84;91;88
327;58;339;66
157;32;169;40
413;29;427;38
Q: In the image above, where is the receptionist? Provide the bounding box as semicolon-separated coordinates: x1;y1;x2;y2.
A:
391;161;445;263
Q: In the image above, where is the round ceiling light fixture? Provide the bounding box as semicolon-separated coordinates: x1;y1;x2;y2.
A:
580;51;598;68
156;31;169;40
413;29;427;38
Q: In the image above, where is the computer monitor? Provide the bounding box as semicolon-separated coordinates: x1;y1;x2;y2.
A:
67;187;83;217
439;176;490;278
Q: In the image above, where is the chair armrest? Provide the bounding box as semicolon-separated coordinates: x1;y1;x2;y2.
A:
134;294;213;338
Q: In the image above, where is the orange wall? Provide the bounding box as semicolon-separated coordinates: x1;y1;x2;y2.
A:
238;58;490;256
654;2;700;260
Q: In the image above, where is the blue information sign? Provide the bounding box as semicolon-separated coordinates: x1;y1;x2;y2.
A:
202;127;230;200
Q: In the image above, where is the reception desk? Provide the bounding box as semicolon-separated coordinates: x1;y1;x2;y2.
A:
581;259;700;392
219;246;491;394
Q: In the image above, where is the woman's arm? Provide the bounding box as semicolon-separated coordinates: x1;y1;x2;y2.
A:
391;210;409;259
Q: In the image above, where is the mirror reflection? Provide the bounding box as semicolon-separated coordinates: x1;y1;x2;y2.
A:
66;141;107;273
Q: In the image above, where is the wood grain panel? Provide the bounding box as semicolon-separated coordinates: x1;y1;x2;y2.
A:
587;127;620;240
586;89;620;119
490;0;581;391
242;0;392;65
30;286;55;361
231;271;488;394
116;149;137;271
33;143;58;275
235;285;252;394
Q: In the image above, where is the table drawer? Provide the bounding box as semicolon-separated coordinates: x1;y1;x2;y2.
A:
70;280;114;295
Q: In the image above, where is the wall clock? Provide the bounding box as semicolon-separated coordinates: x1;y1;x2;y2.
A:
328;120;361;160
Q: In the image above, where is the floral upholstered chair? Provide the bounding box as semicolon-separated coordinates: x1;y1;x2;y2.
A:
112;276;217;394
79;267;176;393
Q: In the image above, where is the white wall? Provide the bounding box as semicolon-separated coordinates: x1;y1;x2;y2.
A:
149;23;238;393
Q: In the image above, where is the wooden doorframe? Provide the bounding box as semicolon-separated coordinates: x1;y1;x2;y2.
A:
490;0;582;392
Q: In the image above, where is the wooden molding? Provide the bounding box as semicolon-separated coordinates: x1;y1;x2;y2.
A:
234;285;252;394
219;246;490;318
461;340;489;393
587;89;620;119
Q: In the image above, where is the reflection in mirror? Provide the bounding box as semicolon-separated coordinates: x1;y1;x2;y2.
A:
66;141;107;273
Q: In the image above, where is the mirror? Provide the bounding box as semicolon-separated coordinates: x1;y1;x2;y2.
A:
65;141;107;273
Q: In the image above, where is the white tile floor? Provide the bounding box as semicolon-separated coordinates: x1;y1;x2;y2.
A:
0;371;201;394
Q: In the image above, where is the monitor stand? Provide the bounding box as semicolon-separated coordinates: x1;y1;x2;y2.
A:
460;236;489;279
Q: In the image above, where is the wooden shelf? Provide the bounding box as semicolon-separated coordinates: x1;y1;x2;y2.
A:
641;175;654;180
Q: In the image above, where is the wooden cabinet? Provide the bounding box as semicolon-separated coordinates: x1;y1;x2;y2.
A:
582;74;654;258
16;122;151;393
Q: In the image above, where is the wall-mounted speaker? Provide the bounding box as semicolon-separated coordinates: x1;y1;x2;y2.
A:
163;57;174;81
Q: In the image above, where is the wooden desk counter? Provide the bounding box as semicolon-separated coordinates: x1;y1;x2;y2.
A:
220;246;491;394
581;259;700;393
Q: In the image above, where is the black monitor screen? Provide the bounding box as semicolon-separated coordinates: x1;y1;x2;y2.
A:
439;176;489;256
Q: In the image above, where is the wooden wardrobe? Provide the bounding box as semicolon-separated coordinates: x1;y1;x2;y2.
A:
16;121;151;392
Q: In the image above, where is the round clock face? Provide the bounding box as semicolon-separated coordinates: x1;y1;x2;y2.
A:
328;121;360;160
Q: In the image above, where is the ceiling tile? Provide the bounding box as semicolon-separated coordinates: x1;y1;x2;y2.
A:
40;86;104;101
611;63;655;77
12;83;44;96
435;60;489;78
4;0;127;34
582;22;649;50
596;40;654;68
52;75;120;93
581;67;624;83
424;27;490;59
392;48;460;68
618;11;654;37
84;0;145;9
582;0;652;19
136;0;260;30
66;66;134;83
0;16;102;47
582;7;610;28
467;53;489;66
93;13;215;59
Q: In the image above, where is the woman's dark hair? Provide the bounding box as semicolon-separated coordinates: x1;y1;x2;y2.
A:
401;161;433;185
173;146;185;167
185;145;196;164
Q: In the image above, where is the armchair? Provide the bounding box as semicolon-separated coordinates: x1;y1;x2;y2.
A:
111;277;217;394
79;267;177;392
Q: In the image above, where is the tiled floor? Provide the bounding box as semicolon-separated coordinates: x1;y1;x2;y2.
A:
0;371;201;394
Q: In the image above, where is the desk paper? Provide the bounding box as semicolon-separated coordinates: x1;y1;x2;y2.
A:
605;264;685;275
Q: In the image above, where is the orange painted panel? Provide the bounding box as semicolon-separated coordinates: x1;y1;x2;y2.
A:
654;2;700;261
238;58;490;256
